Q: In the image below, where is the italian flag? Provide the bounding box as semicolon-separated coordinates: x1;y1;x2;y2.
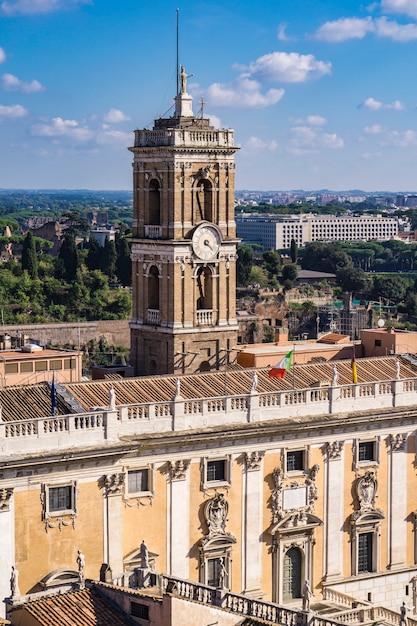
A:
269;349;294;379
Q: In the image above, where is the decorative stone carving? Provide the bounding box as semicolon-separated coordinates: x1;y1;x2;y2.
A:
108;385;116;411
356;470;378;513
326;441;344;460
102;473;125;496
250;372;258;393
272;464;320;525
0;487;13;511
245;451;264;470
390;433;406;451
169;459;190;480
203;493;235;542
332;364;339;387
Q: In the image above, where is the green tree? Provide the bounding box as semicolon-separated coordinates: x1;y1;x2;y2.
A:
301;242;352;273
290;238;298;263
336;267;369;295
282;263;298;284
262;249;281;286
57;234;78;281
101;237;117;278
237;244;253;286
115;234;132;286
21;232;38;279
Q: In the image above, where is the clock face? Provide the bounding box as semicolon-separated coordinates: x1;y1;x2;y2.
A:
192;224;221;260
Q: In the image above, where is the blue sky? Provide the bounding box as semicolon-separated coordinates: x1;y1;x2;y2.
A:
1;0;417;191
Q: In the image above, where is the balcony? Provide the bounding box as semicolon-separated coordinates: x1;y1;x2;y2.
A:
196;309;214;326
144;225;162;239
147;309;160;325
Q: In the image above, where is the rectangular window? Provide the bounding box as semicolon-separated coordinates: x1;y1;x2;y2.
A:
50;360;63;371
358;532;373;573
128;469;149;494
20;362;33;373
375;339;382;347
64;358;76;370
48;485;74;513
5;363;18;374
286;450;304;472
359;441;375;462
207;460;226;482
35;361;48;372
131;602;149;620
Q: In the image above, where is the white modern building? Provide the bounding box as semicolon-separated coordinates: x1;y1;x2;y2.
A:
236;213;399;249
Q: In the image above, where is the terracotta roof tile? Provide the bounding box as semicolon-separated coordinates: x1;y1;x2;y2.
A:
15;588;132;626
0;355;415;422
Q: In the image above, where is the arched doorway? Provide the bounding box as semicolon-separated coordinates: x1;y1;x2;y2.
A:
283;546;302;601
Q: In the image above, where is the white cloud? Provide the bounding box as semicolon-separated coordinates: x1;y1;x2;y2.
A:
314;16;374;42
245;51;331;83
381;0;417;19
245;136;278;151
382;129;417;147
0;103;27;119
293;114;327;126
2;73;44;93
364;124;384;133
206;77;284;108
0;48;5;64
362;96;404;110
0;0;90;15
31;117;93;141
288;122;344;154
96;126;131;146
103;108;130;124
374;16;417;41
208;114;221;128
277;23;293;42
313;15;417;42
362;151;382;158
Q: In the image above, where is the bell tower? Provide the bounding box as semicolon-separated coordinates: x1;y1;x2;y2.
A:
129;69;240;376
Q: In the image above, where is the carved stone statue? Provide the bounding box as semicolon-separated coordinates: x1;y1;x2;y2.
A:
332;364;339;386
10;566;19;598
76;550;85;589
251;371;258;393
173;377;182;400
302;579;313;611
396;359;401;380
140;539;149;568
180;65;193;94
218;557;227;589
108;386;116;411
400;601;407;626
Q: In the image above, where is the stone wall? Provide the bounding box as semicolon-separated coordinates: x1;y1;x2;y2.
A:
2;320;130;350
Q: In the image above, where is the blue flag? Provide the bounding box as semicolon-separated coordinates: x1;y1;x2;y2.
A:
51;376;57;416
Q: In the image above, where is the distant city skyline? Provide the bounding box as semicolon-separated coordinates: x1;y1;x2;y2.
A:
1;0;417;191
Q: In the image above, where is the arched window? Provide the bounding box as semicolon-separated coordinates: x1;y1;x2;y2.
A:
148;179;160;225
283;547;302;600
148;266;159;310
195;179;213;222
196;266;213;310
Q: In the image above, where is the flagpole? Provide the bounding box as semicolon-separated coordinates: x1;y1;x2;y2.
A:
292;343;295;390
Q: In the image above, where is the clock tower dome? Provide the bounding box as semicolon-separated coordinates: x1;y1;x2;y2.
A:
129;70;240;376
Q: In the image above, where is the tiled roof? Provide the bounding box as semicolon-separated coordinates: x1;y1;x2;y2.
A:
14;587;132;626
0;355;415;422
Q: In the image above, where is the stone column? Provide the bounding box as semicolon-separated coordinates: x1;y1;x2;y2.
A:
0;488;14;618
102;474;125;578
325;442;344;581
169;460;190;578
243;451;264;596
389;433;407;568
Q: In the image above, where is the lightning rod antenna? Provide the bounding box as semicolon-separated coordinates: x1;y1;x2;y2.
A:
176;8;179;95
